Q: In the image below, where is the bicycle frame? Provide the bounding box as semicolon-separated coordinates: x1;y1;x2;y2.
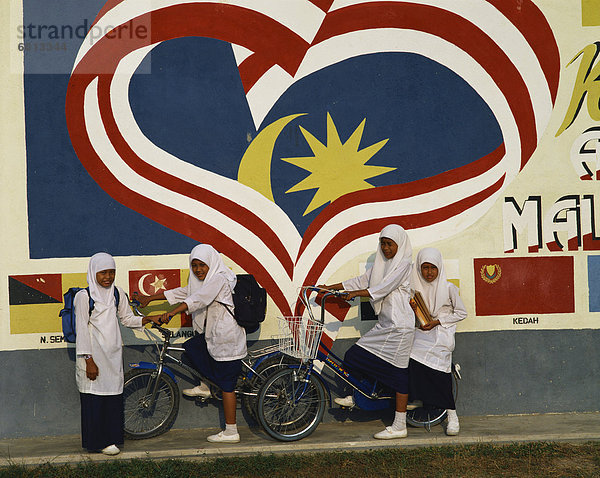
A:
295;288;394;410
308;288;461;416
129;322;282;409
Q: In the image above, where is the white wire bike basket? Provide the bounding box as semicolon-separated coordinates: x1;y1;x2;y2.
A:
277;315;324;360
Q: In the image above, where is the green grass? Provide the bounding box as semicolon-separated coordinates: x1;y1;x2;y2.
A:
2;442;599;477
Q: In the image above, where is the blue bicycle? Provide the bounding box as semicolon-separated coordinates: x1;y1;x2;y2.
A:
123;288;460;441
254;287;462;440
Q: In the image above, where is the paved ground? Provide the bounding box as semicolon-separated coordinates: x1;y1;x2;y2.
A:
1;412;599;466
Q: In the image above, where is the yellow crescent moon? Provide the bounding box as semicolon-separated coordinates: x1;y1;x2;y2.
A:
238;113;306;201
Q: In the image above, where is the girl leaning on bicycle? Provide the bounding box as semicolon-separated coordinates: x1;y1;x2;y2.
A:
408;247;467;436
139;244;246;444
320;224;416;440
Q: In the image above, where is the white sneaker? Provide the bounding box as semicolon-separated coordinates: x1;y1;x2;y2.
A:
101;444;120;455
182;384;211;398
207;431;240;443
334;395;355;408
446;422;460;436
374;426;407;440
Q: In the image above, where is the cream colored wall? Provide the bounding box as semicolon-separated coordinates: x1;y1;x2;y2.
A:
1;0;600;352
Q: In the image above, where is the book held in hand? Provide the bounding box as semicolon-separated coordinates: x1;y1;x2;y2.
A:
410;291;433;327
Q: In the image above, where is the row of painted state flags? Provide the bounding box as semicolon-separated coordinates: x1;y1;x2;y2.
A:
8;256;585;335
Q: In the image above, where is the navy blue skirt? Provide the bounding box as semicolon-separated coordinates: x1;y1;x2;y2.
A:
343;344;409;394
80;393;124;452
408;358;455;409
183;333;242;393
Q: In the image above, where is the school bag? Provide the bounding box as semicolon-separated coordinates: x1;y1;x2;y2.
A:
221;274;267;334
59;287;120;343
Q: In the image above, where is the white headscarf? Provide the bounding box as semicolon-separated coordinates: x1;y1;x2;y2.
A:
188;244;236;302
87;252;116;310
410;247;450;318
369;224;412;315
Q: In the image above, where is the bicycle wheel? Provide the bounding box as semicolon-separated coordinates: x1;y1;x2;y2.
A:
123;368;180;439
406;406;447;429
257;367;326;441
241;354;296;422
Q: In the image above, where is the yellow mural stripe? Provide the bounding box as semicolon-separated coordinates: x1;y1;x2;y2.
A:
582;0;600;26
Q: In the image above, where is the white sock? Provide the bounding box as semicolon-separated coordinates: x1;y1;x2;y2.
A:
391;411;407;431
447;409;459;424
224;423;238;436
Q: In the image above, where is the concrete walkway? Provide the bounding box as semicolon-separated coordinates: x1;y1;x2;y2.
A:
1;412;599;466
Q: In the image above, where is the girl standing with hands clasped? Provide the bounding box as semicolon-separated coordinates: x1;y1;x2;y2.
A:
76;253;160;455
138;244;246;443
321;224;416;440
408;247;467;436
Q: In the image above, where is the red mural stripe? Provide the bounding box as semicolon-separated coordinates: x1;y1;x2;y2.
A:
302;175;505;287
151;4;310;76
238;53;277;94
73;4;310;76
94;75;294;278
66;82;292;317
485;0;560;102
299;144;506;257
313;2;538;167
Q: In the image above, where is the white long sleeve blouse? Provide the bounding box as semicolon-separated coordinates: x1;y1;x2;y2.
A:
164;274;247;361
75;287;142;395
409;283;467;373
343;259;416;368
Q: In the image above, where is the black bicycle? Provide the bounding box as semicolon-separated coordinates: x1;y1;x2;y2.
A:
122;303;293;439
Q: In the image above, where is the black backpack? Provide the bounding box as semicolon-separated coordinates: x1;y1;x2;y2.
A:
221;274;267;334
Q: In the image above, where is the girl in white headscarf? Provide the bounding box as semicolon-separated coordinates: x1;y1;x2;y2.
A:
75;252;160;455
408;247;467;436
139;244;246;444
320;224;416;440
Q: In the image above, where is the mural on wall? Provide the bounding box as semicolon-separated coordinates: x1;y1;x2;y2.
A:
8;0;600;348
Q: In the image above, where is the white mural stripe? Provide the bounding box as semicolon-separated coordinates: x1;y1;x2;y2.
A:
110;45;303;255
84;78;297;305
74;0;325;70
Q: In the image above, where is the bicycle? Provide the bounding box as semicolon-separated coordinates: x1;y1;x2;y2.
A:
123;288;462;442
255;287;462;440
122;301;294;440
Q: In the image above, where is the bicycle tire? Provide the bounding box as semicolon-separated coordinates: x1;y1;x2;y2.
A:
241;354;296;422
257;367;326;442
123;368;180;439
406;407;447;428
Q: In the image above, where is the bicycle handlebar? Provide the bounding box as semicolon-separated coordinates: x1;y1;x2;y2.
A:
301;285;347;298
129;297;173;339
151;323;173;338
